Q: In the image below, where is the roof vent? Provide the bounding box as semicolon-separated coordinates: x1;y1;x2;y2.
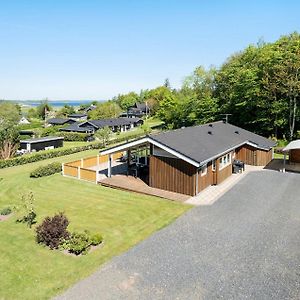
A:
208;124;213;127
234;130;239;134
208;131;213;135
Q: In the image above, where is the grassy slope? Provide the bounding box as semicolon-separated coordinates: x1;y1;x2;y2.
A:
0;149;190;299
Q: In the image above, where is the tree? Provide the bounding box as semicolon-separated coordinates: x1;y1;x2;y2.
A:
94;126;111;146
113;92;139;111
0;102;20;159
57;105;75;117
89;101;122;119
15;192;37;228
36;100;52;120
0;101;21;124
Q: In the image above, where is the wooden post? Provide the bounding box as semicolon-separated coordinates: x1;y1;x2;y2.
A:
78;167;81;179
283;152;286;173
81;158;84;168
62;163;65;176
97;154;100;166
108;154;112;177
195;170;199;195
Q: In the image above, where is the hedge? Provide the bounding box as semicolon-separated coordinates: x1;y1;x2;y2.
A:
30;162;62;178
0;131;147;169
59;132;92;142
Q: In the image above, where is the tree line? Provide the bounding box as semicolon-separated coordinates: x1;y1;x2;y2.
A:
92;32;300;140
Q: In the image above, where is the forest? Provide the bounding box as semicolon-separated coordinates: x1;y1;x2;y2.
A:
112;32;300;140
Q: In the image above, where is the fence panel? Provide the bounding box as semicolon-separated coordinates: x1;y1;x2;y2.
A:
80;168;97;182
83;156;98;168
64;165;79;177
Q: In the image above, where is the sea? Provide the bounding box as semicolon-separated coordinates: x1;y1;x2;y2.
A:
17;100;103;107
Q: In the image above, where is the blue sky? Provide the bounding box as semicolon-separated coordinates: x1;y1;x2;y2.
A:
1;0;300;100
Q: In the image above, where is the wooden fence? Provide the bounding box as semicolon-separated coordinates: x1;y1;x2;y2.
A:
62;152;123;183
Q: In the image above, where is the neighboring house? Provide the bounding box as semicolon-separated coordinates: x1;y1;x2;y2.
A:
68;113;88;122
19;116;30;124
20;136;64;152
120;102;149;118
100;121;276;196
84;104;97;113
282;140;300;172
47;118;76;126
60;117;143;134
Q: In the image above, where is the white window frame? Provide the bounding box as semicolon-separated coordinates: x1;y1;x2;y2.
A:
219;152;232;170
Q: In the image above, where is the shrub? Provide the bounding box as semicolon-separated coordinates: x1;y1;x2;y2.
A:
60;230;103;255
59;132;91;142
36;213;69;249
61;231;91;255
90;233;103;246
30;162;62;178
0;207;12;215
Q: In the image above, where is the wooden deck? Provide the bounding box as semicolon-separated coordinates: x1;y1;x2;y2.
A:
99;175;190;202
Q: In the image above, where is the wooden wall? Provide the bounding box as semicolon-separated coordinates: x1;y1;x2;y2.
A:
290;149;300;163
197;162;213;192
216;163;232;184
235;145;272;166
149;156;197;196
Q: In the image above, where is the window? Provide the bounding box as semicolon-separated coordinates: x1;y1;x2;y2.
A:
200;164;207;176
219;152;232;170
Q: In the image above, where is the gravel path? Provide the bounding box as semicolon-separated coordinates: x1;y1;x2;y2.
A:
56;170;300;300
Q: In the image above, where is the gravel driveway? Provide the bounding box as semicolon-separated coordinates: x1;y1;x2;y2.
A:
56;170;300;300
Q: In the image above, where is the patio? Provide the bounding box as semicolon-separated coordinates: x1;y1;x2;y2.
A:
99;175;190;202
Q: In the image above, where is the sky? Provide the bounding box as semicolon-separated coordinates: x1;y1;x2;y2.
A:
1;0;300;100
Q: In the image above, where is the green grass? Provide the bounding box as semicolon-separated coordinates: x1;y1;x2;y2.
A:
0;149;190;299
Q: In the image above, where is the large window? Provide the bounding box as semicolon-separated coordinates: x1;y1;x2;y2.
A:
219;152;232;170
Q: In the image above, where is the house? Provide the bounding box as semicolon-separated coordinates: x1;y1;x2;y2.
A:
19;116;30;125
282;140;300;172
100;121;276;196
120;102;149;118
60;117;143;134
68;113;88;122
20;136;64;152
84;104;97;113
47;118;76;126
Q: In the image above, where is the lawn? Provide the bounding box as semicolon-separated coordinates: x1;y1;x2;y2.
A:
0;149;190;299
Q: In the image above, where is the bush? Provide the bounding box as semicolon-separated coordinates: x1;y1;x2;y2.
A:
0;207;12;215
30;162;62;178
36;213;69;249
90;233;103;246
59;132;91;142
61;231;91;255
60;230;103;255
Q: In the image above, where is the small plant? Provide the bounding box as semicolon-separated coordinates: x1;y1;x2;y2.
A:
0;207;12;215
36;213;69;249
90;233;103;246
15;192;37;228
61;231;91;255
30;162;62;178
60;230;103;255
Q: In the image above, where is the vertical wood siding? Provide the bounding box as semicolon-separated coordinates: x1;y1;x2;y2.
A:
149;156;197;196
198;162;213;192
235;145;272;166
216;164;232;184
290;149;300;163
